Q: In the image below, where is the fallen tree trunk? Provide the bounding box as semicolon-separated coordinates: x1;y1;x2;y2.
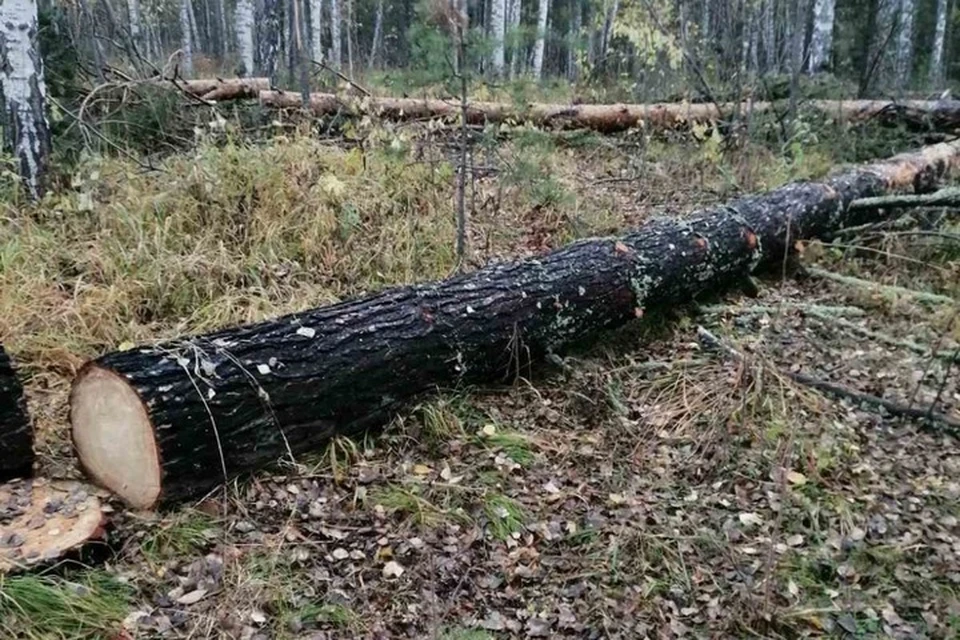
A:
70;141;960;509
258;91;960;133
174;77;271;102
0;346;33;482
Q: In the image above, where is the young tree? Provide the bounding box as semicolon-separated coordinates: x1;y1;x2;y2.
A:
532;0;549;78
180;0;195;76
128;0;143;46
808;0;835;72
929;0;948;89
237;0;256;75
508;0;522;77
567;0;580;80
369;0;384;68
491;0;506;75
895;0;914;93
0;0;51;199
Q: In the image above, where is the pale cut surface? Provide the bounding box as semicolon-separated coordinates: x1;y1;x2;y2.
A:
0;479;105;572
71;366;161;509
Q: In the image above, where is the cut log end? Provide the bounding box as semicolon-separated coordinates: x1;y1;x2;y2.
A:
70;366;161;510
0;479;106;573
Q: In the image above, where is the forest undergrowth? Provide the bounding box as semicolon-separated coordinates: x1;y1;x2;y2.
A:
1;111;958;638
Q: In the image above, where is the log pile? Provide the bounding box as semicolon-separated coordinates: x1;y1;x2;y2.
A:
69;140;960;510
0;345;33;482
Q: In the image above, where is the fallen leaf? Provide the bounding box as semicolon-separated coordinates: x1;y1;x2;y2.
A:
382;560;404;579
176;589;208;605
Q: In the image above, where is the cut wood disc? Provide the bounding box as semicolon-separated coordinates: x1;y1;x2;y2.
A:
0;478;106;573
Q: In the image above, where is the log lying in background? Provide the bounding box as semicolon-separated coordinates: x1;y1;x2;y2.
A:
259;91;960;133
70;141;960;509
175;77;271;102
0;346;33;482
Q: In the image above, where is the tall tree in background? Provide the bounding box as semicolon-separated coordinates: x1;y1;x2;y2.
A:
180;0;194;76
491;0;506;75
762;0;775;73
808;0;835;72
237;0;256;75
369;0;384;68
258;0;284;81
128;0;143;47
929;0;948;89
895;0;915;93
330;0;342;68
508;0;522;77
567;0;580;81
0;0;51;199
311;0;325;62
532;0;549;78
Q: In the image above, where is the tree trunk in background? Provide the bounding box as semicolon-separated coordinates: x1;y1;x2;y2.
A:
567;0;580;81
0;0;51;200
788;0;805;123
187;0;201;52
808;0;835;72
508;0;522;77
237;0;256;75
700;0;710;39
762;0;775;73
77;0;105;80
217;0;230;53
128;0;142;46
930;0;948;89
491;0;506;75
863;0;898;96
295;0;310;104
258;0;283;81
532;0;549;78
895;0;914;94
600;0;618;60
180;0;195;76
311;0;324;62
369;0;383;68
330;0;341;69
345;0;354;77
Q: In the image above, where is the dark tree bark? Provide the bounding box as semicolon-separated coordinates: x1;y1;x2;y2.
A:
1;346;33;482
257;0;283;82
70;140;960;510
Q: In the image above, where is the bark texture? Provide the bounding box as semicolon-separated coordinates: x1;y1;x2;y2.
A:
895;0;915;93
71;140;960;509
180;0;194;77
930;0;948;90
177;77;271;100
490;0;506;76
258;92;960;133
532;0;549;79
0;0;51;199
0;346;33;482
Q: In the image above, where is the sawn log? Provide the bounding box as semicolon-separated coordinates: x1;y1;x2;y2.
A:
70;141;960;509
0;345;33;482
259;91;960;133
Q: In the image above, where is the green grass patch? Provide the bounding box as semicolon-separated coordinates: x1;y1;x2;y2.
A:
482;493;526;540
0;571;134;640
141;510;219;562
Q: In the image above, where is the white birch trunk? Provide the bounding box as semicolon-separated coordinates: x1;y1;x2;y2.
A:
567;0;580;81
929;0;948;89
895;0;915;93
128;0;142;42
808;0;835;72
311;0;324;62
491;0;506;75
330;0;341;68
180;0;194;76
508;0;522;77
187;0;200;51
236;0;255;75
532;0;549;78
0;0;50;199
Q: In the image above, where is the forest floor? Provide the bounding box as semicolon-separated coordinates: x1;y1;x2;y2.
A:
1;116;959;639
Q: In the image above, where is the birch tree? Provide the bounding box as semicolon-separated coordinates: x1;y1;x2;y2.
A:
237;0;256;75
808;0;835;72
532;0;549;78
180;0;194;76
258;0;283;80
929;0;948;89
895;0;915;92
311;0;324;62
330;0;341;68
0;0;50;199
128;0;142;45
508;0;522;77
567;0;580;81
762;0;775;73
491;0;506;75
